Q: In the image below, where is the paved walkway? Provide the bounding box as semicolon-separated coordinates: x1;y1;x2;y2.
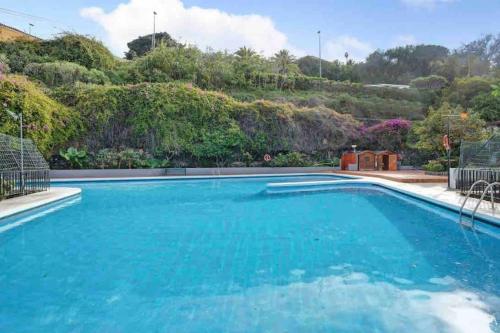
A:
335;170;447;183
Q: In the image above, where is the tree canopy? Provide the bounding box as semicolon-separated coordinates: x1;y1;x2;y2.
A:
125;32;180;59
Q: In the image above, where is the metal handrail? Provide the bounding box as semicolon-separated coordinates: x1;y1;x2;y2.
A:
459;180;491;224
470;182;499;227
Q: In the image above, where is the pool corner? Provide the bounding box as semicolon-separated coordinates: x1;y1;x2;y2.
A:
0;187;81;220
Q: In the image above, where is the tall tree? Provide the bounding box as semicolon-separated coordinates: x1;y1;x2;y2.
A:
360;45;449;84
272;49;297;74
234;46;257;60
125;32;180;59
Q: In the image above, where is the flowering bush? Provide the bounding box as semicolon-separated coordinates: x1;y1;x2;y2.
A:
360;118;411;151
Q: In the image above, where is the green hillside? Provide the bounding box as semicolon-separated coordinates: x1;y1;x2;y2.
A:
0;33;497;169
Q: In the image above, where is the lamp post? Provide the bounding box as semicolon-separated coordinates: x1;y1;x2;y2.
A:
317;30;322;78
152;11;157;50
6;110;24;194
29;23;34;35
442;112;468;189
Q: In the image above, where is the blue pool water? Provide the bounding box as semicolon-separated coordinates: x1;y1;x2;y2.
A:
0;175;499;332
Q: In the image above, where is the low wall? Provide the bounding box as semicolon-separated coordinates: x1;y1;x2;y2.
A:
184;167;337;176
50;168;167;179
50;167;338;179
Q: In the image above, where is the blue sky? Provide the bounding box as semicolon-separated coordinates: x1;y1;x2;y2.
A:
1;0;499;60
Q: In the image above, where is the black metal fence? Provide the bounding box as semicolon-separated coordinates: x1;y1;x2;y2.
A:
457;168;500;201
0;170;50;200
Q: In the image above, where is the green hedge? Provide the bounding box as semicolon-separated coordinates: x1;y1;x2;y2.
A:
42;34;117;70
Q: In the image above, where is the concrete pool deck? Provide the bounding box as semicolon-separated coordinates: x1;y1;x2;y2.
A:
0;187;81;220
335;170;447;183
0;173;497;223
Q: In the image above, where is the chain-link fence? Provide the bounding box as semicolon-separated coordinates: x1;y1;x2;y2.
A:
457;133;500;201
0;133;50;200
459;133;500;169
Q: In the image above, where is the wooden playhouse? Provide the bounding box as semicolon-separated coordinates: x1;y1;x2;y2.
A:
341;150;398;171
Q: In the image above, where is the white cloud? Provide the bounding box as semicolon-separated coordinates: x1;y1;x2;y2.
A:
393;34;418;46
401;0;456;9
80;0;301;57
324;36;373;62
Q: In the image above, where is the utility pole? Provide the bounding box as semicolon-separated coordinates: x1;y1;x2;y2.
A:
152;11;157;50
29;23;34;35
317;30;322;78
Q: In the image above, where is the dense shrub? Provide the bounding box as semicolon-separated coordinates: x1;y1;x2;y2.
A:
42;34;116;70
59;147;88;169
125;32;180;59
444;76;494;108
423;160;445;172
0;40;52;73
471;91;500;122
131;44;200;83
24;61;110;86
410;103;487;156
0;75;80;156
360;119;412;151
93;148;169;169
51;82;360;166
270;152;310;167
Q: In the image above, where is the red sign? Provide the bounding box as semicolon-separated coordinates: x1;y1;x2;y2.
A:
442;135;450;151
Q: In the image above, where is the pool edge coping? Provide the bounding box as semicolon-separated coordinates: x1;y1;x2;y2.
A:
266;178;500;226
0;188;82;220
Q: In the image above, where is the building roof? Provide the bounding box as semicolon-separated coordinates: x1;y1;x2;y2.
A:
0;22;41;41
343;150;397;155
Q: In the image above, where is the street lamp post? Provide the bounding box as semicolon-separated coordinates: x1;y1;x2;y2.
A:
152;11;157;50
317;30;322;78
442;112;468;189
6;110;24;194
29;23;34;35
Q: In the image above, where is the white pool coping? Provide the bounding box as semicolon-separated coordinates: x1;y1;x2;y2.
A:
267;176;499;223
0;187;81;220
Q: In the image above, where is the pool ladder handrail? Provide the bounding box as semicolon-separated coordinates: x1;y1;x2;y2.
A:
459;180;497;227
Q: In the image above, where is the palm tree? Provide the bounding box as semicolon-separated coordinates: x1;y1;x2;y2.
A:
273;49;296;74
235;46;257;59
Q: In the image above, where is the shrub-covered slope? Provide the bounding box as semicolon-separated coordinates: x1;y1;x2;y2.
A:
51;83;359;166
0;75;79;156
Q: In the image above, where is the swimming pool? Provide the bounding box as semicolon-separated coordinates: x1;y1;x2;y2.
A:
1;175;499;332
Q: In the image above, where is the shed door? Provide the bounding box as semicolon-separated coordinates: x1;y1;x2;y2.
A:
388;154;398;171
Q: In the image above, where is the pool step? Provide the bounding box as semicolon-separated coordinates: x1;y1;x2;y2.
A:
265;179;369;194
